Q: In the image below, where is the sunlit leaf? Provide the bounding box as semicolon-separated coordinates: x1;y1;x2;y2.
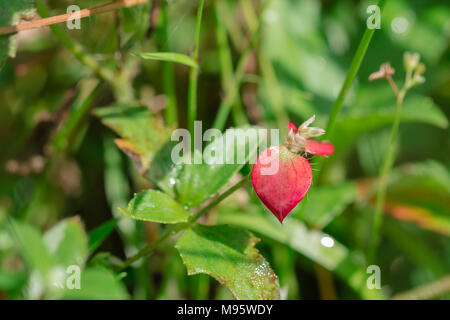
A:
132;52;198;68
62;267;129;300
293;182;357;228
176;127;264;208
10;220;52;276
43;217;88;268
120;190;188;224
333;94;448;153
176;224;280;300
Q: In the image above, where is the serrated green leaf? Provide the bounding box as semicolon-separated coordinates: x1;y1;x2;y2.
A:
120;190;188;224
293;182;357;228
88;219;118;254
132;52;198;68
177;127;264;208
0;1;36;68
43;217;88;268
176;224;280;300
62;267;129;300
95;105;176;194
217;210;383;299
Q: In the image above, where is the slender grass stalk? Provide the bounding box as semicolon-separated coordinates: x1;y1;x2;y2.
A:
242;0;288;132
215;0;246;52
213;1;248;129
367;90;405;264
118;176;249;270
314;0;387;183
187;0;206;135
159;3;178;125
53;81;103;153
212;2;267;130
324;0;387;140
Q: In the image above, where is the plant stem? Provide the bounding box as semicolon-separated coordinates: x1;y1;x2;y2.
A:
159;3;178;125
367;90;405;264
118;175;249;270
213;1;248;129
0;0;150;36
187;0;206;136
315;0;387;183
324;0;387;140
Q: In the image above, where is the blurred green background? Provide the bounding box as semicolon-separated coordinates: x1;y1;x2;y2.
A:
0;0;449;300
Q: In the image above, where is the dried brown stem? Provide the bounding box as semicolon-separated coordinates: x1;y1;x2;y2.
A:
0;0;150;36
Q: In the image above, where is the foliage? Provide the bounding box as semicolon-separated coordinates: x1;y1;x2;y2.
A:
0;0;449;300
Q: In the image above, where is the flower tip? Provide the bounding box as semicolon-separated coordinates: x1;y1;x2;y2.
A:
288;121;298;133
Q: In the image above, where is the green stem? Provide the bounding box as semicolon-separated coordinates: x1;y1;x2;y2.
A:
314;0;387;183
53;81;103;153
118;176;249;270
187;0;206;135
160;3;178;125
324;0;387;141
367;90;405;264
213;1;248;129
212;5;265;130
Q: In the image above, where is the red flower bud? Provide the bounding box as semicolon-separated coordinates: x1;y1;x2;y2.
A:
251;117;334;223
251;146;312;223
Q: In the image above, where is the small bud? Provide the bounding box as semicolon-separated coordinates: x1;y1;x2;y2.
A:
413;74;425;85
415;62;426;75
299;115;316;130
404;52;420;72
304;127;325;138
369;63;395;81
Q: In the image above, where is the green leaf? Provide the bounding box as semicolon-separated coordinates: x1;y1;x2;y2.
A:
176;224;280;300
120;190;188;224
0;0;36;67
333;94;448;153
94;105;176;194
176;127;263;208
43;217;88;268
217;210;383;299
88;219;118;253
293;183;357;228
132;52;198;68
9;220;52;276
383;161;450;236
62;267;129;300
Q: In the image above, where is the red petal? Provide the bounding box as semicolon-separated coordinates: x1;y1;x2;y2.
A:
251;146;312;223
305;139;334;156
288;122;297;133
